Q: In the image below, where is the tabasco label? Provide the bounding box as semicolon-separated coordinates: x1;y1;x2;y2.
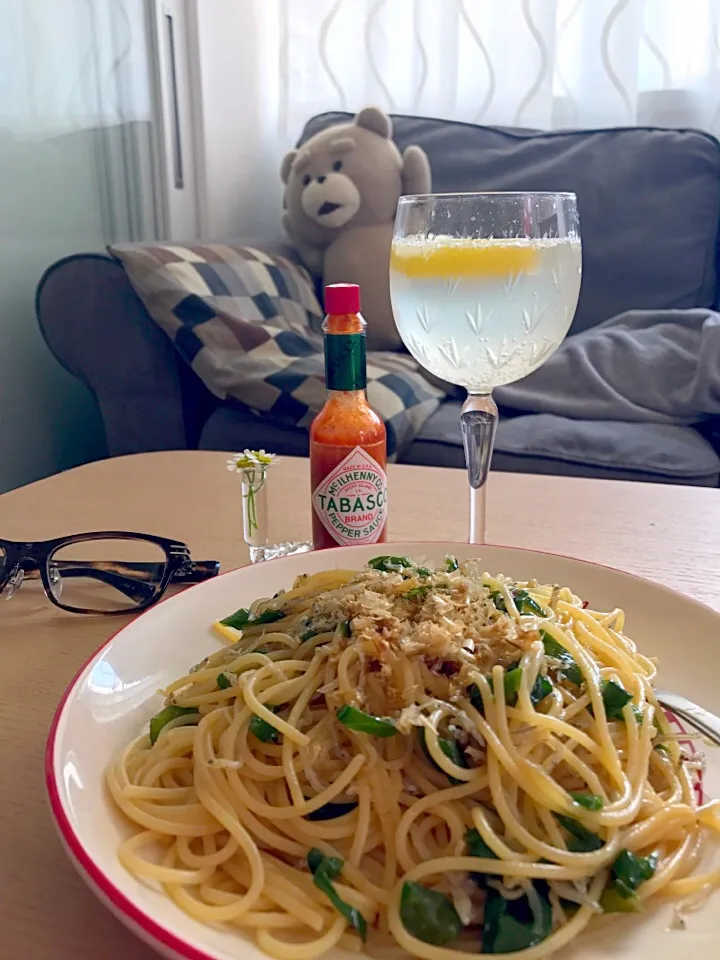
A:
312;446;387;546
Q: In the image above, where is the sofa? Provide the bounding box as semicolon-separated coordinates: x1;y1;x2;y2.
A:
36;113;720;486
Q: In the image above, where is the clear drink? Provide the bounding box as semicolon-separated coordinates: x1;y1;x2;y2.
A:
390;191;581;544
389;236;581;392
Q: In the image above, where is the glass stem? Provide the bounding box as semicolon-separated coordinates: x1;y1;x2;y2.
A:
460;392;498;545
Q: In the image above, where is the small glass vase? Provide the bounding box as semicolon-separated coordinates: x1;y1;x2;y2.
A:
240;467;311;563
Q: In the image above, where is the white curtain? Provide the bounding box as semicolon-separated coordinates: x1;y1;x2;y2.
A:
264;0;720;132
211;0;720;236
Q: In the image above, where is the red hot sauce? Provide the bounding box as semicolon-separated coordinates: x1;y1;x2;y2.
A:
310;284;388;550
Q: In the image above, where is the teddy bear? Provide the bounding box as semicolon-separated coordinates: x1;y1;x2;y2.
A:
280;106;431;351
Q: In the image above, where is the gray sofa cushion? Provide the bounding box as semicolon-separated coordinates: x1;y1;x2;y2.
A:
198;399;719;485
302;113;720;334
496;413;720;481
200;403;310;456
409;402;720;482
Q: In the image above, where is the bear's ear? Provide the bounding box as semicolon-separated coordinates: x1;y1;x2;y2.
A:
280;150;297;184
402;145;432;196
354;106;392;139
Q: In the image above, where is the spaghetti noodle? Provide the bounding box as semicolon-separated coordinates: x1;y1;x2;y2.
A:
107;556;720;959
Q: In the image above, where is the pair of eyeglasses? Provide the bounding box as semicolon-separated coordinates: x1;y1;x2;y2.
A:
0;532;219;614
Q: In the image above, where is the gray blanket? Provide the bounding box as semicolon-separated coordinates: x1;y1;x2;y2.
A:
495;309;720;425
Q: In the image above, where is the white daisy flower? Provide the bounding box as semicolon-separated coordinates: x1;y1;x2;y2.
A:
226;450;279;473
225;450;280;538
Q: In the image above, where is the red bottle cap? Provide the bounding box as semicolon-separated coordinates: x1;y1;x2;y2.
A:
325;283;360;315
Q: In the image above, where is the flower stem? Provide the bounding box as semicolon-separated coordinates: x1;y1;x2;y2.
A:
241;467;268;544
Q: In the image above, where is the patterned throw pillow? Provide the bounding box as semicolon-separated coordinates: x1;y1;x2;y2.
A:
109;242;444;458
109;241;323;357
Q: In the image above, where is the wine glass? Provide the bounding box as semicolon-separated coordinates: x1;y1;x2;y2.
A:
390;192;581;544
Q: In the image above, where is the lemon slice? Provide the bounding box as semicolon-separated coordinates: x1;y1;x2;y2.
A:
213;621;243;644
390;238;539;279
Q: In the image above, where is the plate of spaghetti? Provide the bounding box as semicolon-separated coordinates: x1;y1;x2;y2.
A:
46;542;720;960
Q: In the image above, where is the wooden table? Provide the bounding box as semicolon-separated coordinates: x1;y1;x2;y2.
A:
1;451;719;959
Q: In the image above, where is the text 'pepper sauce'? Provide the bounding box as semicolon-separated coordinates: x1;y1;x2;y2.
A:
310;283;388;549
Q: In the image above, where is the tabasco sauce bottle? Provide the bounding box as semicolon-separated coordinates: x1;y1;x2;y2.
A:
310;283;388;549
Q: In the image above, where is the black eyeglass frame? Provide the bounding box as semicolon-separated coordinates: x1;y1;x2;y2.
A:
0;531;219;614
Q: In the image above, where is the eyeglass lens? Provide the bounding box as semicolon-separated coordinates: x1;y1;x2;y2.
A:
47;537;168;612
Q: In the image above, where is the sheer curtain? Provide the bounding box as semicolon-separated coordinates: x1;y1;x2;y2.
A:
1;0;159;241
0;0;157;491
209;0;720;236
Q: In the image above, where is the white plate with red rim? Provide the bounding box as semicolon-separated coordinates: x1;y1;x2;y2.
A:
46;541;720;960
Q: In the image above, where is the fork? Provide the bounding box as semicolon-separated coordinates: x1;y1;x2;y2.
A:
655;689;720;747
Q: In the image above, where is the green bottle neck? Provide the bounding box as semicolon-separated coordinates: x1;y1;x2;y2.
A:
324;332;367;392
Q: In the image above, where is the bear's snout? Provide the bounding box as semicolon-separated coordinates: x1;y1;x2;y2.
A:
300;170;361;229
